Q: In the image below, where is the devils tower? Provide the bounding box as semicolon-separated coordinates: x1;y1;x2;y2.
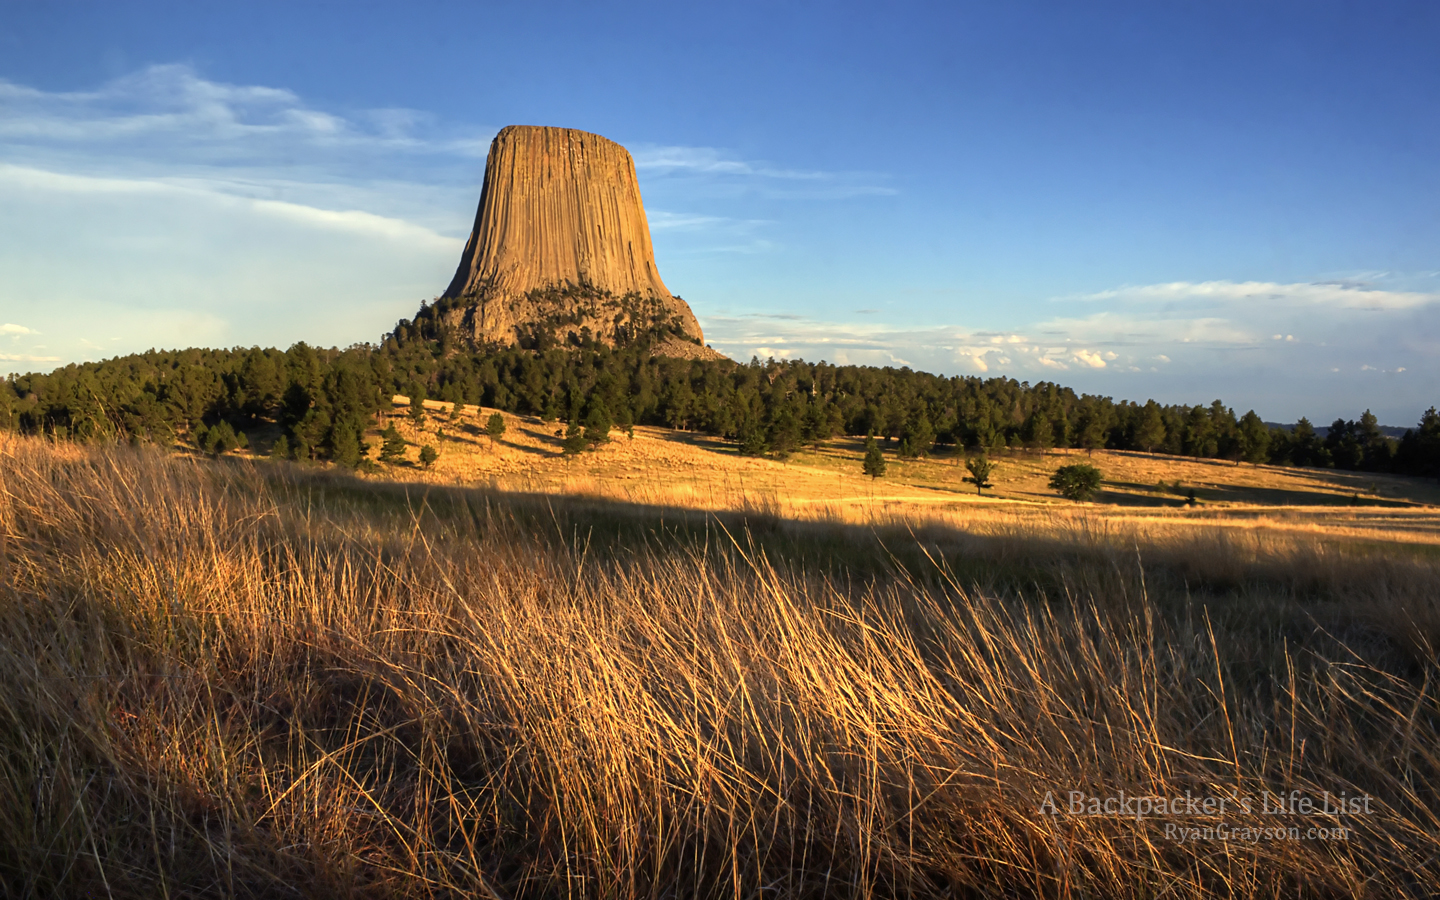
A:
430;125;710;354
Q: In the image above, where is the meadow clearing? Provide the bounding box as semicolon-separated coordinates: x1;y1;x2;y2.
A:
364;398;1440;555
2;417;1438;898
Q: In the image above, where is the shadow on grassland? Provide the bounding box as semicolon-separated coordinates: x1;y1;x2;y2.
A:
265;461;1440;632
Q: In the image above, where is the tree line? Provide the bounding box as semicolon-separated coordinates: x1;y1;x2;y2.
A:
2;328;1437;479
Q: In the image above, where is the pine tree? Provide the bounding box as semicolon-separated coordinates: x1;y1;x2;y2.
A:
418;444;438;469
738;426;767;457
1237;410;1271;465
964;455;995;495
485;413;506;449
899;412;935;459
379;424;407;464
583;401;613;445
1049;464;1103;501
562;422;588;456
1025;413;1054;453
329;425;362;468
862;431;886;479
1135;401;1166;453
768;407;801;459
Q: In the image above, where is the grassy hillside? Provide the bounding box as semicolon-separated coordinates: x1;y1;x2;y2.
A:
247;398;1440;566
2;432;1438;897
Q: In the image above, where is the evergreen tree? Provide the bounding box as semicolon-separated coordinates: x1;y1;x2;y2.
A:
862;431;886;479
379;424;407;464
1135;401;1166;453
1396;407;1440;478
1049;464;1103;501
1208;400;1241;461
1356;410;1395;472
1326;418;1364;470
1024;413;1054;453
964;455;995;495
1184;406;1217;457
899;411;935;458
270;434;291;460
0;381;14;432
418;444;438;468
768;407;802;459
583;401;613;445
1237;410;1271;465
329;425;362;468
562;421;588;456
201;420;240;455
737;424;768;457
1287;417;1327;467
485;412;506;448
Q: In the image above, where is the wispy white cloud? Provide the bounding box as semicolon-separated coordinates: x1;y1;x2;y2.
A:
1;323;36;335
0;164;457;250
0;64;484;156
646;211;733;230
0;160;461;376
631;143;895;200
1078;279;1438;311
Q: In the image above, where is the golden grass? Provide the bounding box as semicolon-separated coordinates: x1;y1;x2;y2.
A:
3;431;1439;897
371;397;1440;514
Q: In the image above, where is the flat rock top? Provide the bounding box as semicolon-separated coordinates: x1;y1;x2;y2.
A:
436;125;705;350
446;128;671;301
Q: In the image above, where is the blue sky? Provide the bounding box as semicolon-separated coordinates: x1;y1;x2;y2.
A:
1;1;1437;424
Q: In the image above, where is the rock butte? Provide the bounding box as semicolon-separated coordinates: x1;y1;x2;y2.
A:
436;125;715;357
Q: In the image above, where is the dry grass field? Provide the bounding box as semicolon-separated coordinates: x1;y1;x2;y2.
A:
2;425;1439;898
374;397;1440;509
352;398;1440;560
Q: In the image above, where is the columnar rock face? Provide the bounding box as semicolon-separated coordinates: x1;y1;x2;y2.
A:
437;125;707;350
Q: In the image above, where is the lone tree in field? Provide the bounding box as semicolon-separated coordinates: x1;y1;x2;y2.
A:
407;395;426;427
964;455;995;496
863;431;886;479
1049;463;1103;502
379;424;407;464
562;421;588;456
418;444;439;469
485;412;506;449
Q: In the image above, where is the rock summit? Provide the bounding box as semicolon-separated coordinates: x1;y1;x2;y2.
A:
432;125;711;354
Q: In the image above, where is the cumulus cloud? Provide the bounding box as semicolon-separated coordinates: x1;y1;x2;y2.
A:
1;323;36;335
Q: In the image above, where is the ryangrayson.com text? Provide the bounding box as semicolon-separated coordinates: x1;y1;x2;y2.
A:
1163;822;1353;844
